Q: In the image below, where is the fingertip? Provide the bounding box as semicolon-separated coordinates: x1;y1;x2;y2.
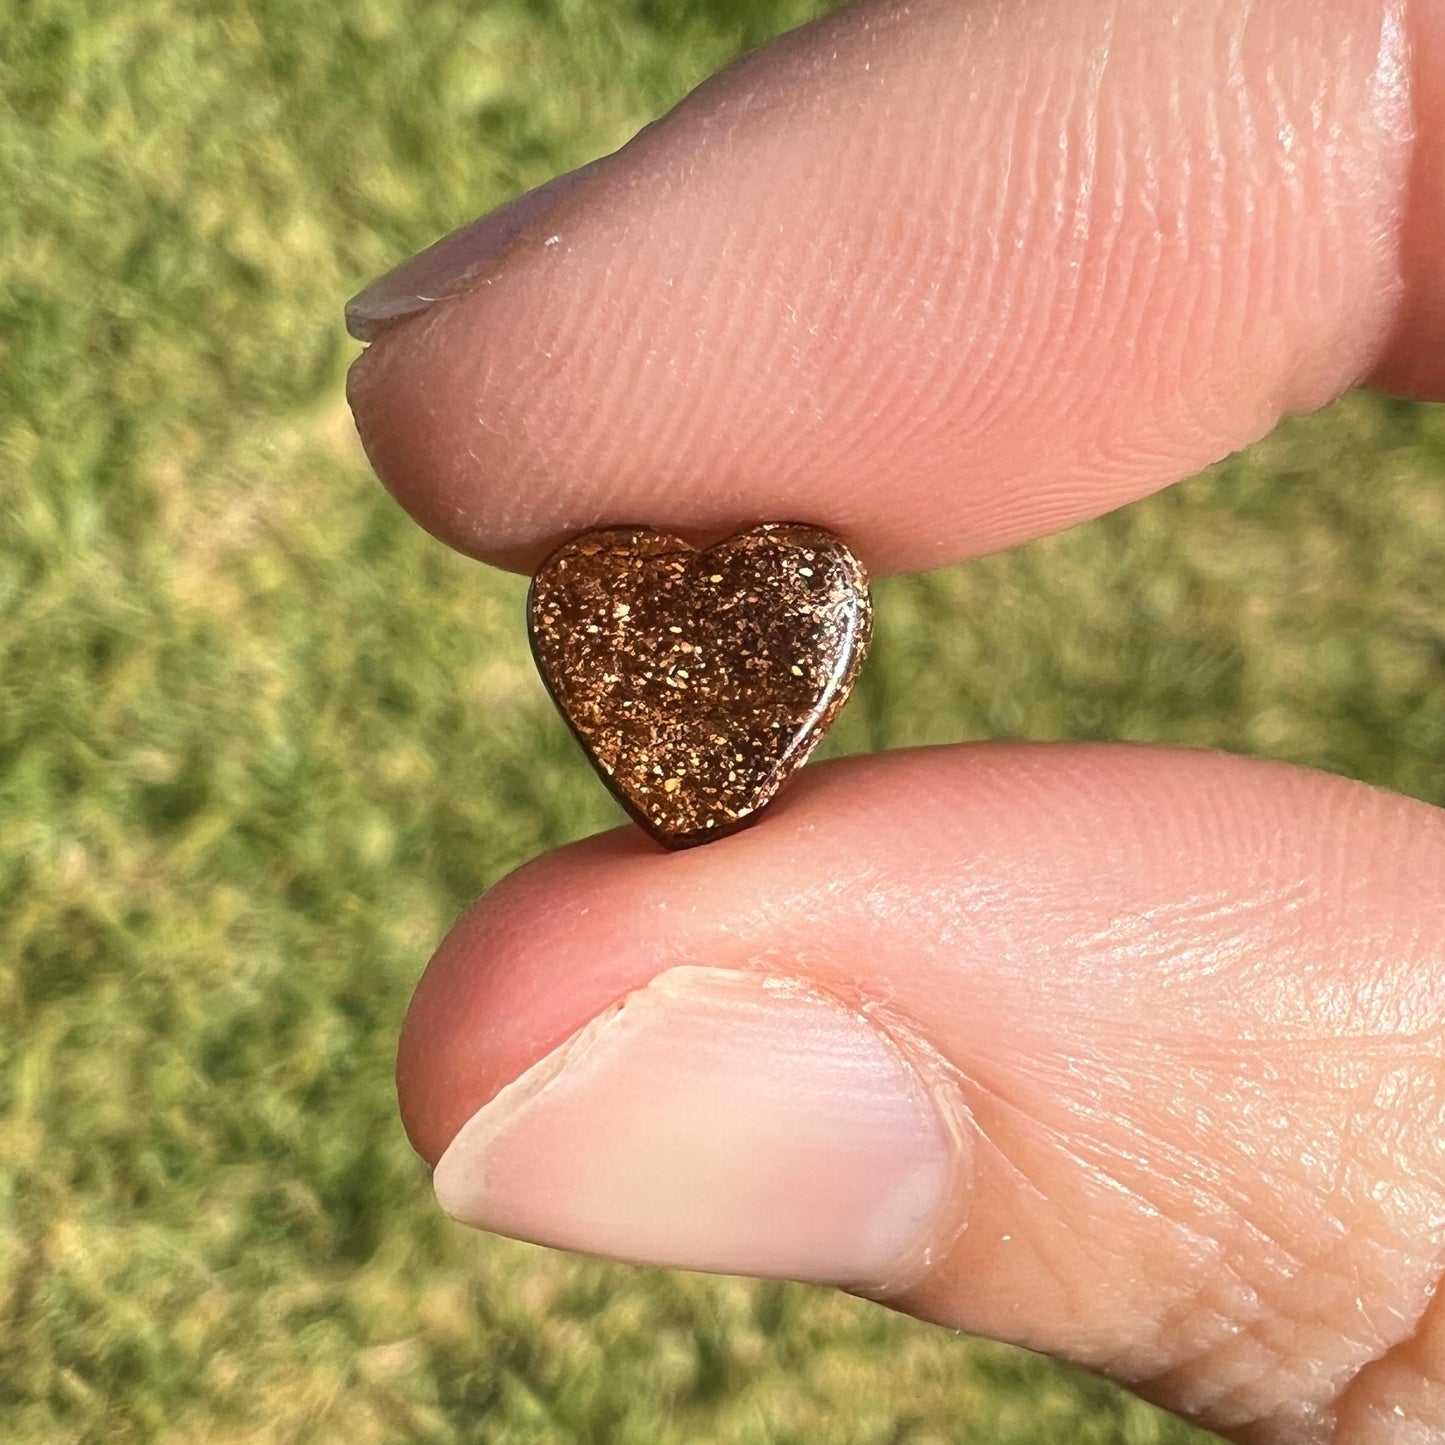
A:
395;826;683;1165
346;305;498;563
350;0;1432;573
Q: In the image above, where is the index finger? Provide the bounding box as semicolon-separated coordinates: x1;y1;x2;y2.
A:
346;0;1445;576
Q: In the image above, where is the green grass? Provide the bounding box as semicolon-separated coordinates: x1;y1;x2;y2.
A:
2;0;1443;1440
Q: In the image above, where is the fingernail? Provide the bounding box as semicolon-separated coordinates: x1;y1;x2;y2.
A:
432;967;970;1292
344;159;604;341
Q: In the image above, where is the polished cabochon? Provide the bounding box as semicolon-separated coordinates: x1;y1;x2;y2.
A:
528;523;873;848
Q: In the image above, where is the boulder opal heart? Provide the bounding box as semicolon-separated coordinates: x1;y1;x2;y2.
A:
528;523;872;849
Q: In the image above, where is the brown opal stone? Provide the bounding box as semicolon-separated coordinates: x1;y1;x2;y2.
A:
528;523;872;849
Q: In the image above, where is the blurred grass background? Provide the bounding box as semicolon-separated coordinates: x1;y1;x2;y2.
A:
2;0;1443;1440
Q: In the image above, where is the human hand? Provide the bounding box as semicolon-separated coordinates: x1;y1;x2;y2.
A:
344;1;1445;1439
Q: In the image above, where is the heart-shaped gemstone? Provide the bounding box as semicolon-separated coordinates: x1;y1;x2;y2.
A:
528;523;872;849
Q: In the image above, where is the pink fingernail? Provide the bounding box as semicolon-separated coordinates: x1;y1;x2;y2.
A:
432;967;970;1292
344;159;604;341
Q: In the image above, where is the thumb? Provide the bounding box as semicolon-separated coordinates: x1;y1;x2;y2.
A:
432;964;966;1296
397;747;1445;1444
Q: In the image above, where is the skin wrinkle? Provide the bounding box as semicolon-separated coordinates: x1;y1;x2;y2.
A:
1214;13;1266;424
1155;1337;1308;1435
1085;101;1168;463
1137;1047;1445;1437
1086;1113;1315;1305
1346;0;1414;380
823;123;907;401
956;1096;1157;1294
1210;12;1276;426
983;19;1078;435
757;217;837;476
641;217;732;484
895;820;1439;1439
1080;48;1190;465
1312;1239;1413;1356
1011;8;1167;462
1079;1073;1430;1433
954;1095;1241;1376
1337;1308;1445;1443
529;254;604;476
807;69;961;482
915;65;1013;450
1206;0;1350;413
1055;881;1303;983
967;1046;1235;1212
954;24;1056;446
